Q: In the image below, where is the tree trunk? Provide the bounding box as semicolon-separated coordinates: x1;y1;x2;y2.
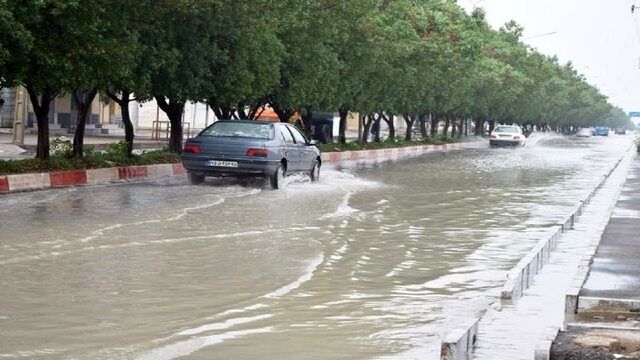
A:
443;117;451;138
464;118;469;136
361;114;374;144
301;110;313;138
26;84;54;160
488;120;496;134
403;114;415;141
156;96;184;153
108;90;135;155
373;114;381;142
430;115;440;137
380;113;396;140
474;118;485;136
72;89;98;158
419;114;428;139
338;107;348;144
272;104;293;123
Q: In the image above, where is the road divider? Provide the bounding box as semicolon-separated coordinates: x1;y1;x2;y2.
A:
0;163;187;194
500;225;563;302
1;141;482;194
320;142;469;164
440;318;479;360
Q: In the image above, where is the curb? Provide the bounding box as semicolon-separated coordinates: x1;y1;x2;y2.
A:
0;163;186;194
534;326;561;360
500;225;563;302
320;142;470;164
440;318;480;360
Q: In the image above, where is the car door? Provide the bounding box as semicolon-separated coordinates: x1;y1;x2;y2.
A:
279;125;301;171
287;125;315;172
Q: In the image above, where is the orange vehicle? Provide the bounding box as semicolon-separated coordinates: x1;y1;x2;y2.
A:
254;106;301;124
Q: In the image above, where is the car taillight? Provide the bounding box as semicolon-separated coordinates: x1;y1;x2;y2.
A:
513;135;521;140
183;144;201;154
246;148;269;157
490;134;497;139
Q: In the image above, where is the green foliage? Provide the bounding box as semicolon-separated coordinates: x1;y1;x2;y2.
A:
316;136;459;153
1;0;622;155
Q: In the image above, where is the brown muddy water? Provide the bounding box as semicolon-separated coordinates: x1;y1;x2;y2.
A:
0;135;633;359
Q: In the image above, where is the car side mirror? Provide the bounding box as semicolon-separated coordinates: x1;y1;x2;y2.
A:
308;140;319;146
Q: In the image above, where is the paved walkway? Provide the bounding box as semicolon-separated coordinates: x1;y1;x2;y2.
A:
551;155;640;359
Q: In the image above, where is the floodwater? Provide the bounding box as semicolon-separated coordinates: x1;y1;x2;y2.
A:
0;135;633;359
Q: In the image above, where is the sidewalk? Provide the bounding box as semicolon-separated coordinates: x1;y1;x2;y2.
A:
552;156;640;359
0;131;167;158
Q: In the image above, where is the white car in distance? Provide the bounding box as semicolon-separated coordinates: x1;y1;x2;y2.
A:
489;125;526;147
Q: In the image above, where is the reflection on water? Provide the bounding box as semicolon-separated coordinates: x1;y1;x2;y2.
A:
0;136;632;359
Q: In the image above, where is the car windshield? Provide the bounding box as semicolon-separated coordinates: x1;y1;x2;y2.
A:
494;126;519;134
201;122;274;140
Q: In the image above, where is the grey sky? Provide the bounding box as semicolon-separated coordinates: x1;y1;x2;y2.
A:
460;0;640;114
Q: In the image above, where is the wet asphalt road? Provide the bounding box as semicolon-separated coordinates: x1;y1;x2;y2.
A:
0;134;634;359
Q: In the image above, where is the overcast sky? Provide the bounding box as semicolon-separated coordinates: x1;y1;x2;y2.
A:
460;0;640;114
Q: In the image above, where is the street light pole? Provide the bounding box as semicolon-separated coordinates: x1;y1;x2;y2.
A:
12;87;26;145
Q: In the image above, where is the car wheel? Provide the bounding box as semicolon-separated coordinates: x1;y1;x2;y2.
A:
270;164;285;189
310;160;320;182
188;173;205;185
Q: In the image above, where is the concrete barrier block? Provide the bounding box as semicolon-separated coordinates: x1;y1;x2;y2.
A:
172;163;187;175
50;170;88;187
147;164;174;179
534;326;560;360
0;176;9;193
7;173;51;191
565;293;579;316
577;297;640;314
441;318;479;360
86;168;119;185
118;166;148;180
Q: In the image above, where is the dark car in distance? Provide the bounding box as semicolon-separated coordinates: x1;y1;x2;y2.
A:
181;120;321;189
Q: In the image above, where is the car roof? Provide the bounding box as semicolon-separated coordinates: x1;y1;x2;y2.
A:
215;120;275;125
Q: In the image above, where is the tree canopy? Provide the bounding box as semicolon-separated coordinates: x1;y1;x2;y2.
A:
2;0;630;157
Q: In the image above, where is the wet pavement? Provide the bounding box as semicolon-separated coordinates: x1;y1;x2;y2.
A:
473;144;634;359
0;134;634;359
581;157;640;300
549;153;640;359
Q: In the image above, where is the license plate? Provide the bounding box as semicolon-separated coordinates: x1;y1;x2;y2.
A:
499;134;511;138
206;160;238;168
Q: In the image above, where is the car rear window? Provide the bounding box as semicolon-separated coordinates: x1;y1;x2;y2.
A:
494;126;518;134
201;122;274;140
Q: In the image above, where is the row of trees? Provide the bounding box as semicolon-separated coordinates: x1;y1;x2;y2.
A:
0;0;630;159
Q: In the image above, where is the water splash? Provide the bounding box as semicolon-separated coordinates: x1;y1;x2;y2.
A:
524;132;565;148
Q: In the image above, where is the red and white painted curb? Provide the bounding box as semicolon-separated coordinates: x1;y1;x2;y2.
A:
0;163;187;194
0;142;471;194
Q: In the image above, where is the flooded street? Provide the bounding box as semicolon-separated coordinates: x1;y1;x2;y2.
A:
0;135;633;359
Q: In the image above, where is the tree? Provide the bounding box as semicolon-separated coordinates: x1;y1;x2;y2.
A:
2;1;79;159
146;0;218;153
66;0;136;157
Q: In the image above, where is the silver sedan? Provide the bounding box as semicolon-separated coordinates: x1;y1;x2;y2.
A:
181;120;321;189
